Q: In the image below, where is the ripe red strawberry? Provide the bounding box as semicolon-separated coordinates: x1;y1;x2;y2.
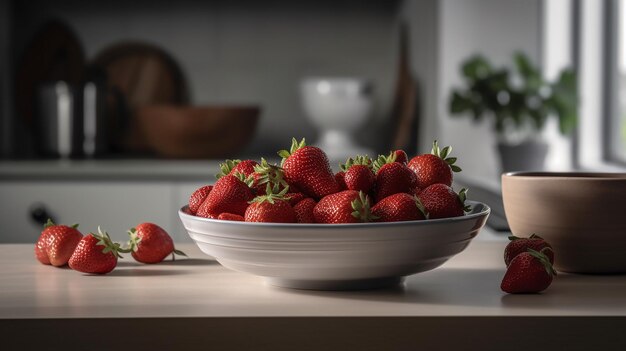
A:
372;153;417;202
216;159;258;179
372;193;427;222
407;140;461;189
285;191;306;206
341;156;375;193
68;227;125;274
504;234;554;266
501;248;557;294
251;158;290;195
418;184;470;219
34;219;83;267
128;222;186;264
294;197;316;223
413;186;422;197
217;213;244;221
313;190;373;224
244;186;296;223
188;185;212;215
335;171;347;190
279;138;340;199
392;150;408;164
196;173;254;218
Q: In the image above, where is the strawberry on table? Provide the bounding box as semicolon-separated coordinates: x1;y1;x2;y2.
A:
188;185;213;215
372;193;427;222
504;234;554;266
128;222;186;264
293;198;317;223
408;140;461;189
372;152;417;202
195;173;255;218
501;248;557;294
313;190;373;224
341;155;375;194
418;184;470;219
244;185;297;223
278;138;340;199
68;227;125;274
35;219;83;267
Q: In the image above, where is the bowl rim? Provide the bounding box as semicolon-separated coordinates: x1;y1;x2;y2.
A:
503;171;626;180
179;200;490;228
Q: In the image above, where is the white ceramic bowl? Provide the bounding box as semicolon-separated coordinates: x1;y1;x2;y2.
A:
179;201;490;290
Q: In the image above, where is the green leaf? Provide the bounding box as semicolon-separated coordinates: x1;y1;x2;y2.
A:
450;165;462;173
440;146;451;159
173;249;187;257
462;55;492;80
44;218;55;229
450;91;474;115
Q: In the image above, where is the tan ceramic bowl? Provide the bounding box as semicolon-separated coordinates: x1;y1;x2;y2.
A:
502;172;626;273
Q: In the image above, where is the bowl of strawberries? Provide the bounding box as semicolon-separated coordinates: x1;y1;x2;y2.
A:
179;139;490;290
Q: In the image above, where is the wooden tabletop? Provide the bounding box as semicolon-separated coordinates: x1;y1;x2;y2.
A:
2;242;626;350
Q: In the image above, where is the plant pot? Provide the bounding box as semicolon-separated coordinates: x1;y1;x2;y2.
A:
497;140;548;173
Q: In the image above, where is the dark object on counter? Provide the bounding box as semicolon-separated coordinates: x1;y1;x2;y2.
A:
80;67;111;157
35;81;83;158
15;20;86;129
14;20;86;158
29;203;57;227
91;42;189;153
137;105;259;159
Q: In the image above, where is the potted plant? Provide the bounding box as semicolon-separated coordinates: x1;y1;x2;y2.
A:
448;52;577;172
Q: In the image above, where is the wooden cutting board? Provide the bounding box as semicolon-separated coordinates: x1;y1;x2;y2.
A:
90;42;189;153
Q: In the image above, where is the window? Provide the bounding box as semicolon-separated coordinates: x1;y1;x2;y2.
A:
576;0;626;170
610;0;626;163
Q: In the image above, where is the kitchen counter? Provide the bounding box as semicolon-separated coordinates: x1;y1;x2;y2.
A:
2;242;625;350
0;159;222;181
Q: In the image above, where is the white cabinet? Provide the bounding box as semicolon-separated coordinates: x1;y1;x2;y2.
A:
0;181;207;243
0;160;219;243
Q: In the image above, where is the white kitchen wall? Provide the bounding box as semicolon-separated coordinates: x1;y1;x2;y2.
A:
437;0;543;182
399;0;440;154
542;0;574;171
11;0;400;156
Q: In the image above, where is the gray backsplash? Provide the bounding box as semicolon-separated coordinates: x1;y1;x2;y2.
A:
10;0;402;157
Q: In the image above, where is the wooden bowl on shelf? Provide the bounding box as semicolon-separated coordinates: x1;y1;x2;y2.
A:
137;105;260;159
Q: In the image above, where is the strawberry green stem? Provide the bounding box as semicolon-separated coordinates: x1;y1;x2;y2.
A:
351;191;377;222
431;140;462;173
277;137;306;162
527;248;557;276
216;159;242;179
249;183;290;204
372;152;398;173
93;226;127;258
341;155;373;172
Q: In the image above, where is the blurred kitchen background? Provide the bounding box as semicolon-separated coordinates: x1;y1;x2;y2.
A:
0;0;624;242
